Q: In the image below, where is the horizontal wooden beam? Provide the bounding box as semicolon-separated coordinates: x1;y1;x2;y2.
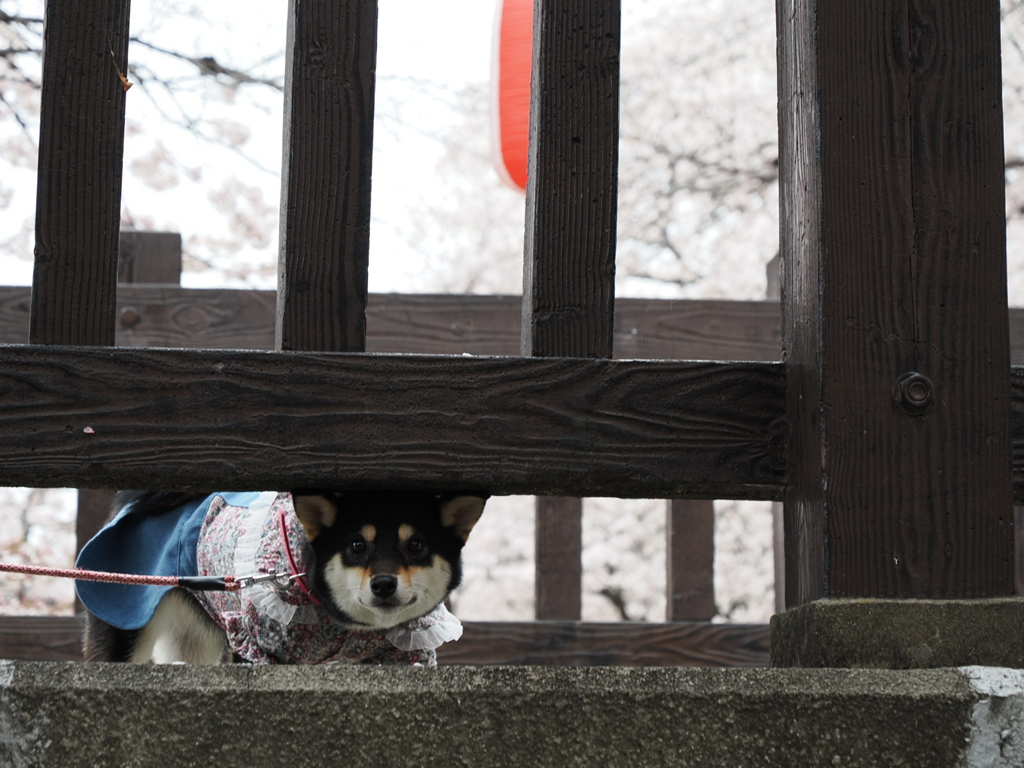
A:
9;285;1024;364
440;620;769;667
0;345;786;498
0;616;85;662
0;616;770;667
6;342;1024;501
12;289;1024;364
0;288;783;360
7;294;1024;499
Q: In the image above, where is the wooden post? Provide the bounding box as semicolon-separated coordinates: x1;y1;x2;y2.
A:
75;489;116;572
765;253;786;614
778;0;1013;604
523;0;621;620
534;497;583;620
666;500;716;621
277;0;377;353
30;0;130;346
1017;506;1024;596
118;231;183;285
522;0;620;357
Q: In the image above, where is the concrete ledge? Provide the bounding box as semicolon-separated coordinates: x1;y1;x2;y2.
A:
1;662;1022;766
771;598;1024;669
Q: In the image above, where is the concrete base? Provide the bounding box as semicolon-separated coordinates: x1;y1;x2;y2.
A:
1;662;1023;767
771;598;1024;669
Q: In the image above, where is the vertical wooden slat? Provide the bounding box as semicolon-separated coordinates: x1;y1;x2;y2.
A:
1017;507;1024;596
30;0;130;345
779;0;1013;602
765;254;786;614
523;0;621;620
666;500;716;621
773;499;786;614
277;0;377;353
535;496;583;620
777;0;824;607
522;0;620;357
118;231;183;285
75;489;114;612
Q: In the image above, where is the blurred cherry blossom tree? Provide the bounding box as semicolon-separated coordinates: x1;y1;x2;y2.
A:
404;0;1024;306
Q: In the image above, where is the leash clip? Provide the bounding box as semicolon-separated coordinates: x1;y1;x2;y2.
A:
234;571;305;593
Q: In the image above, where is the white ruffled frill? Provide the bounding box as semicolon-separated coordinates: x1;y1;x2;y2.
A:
386;603;464;651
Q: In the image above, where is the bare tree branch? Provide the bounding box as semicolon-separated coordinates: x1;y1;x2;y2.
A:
129;37;284;91
0;10;42;25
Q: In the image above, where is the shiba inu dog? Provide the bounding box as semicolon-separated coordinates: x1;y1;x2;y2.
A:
79;489;487;666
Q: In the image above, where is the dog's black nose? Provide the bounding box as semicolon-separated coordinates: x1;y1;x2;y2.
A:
370;575;398;599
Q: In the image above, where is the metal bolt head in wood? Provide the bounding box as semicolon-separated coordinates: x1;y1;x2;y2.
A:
893;372;934;415
119;306;141;328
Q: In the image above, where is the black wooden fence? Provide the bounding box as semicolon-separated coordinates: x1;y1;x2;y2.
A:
0;232;775;664
0;0;1016;664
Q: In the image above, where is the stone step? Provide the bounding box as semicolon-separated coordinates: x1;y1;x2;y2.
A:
0;662;1020;767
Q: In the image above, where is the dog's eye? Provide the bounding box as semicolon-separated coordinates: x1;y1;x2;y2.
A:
407;538;425;554
348;537;367;554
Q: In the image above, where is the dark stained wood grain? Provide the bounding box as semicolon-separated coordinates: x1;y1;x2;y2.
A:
0;615;770;667
18;285;1024;506
438;620;770;667
779;0;1013;601
0;289;31;344
0;616;84;662
764;260;787;615
17;286;1024;365
1018;506;1024;597
117;231;183;285
773;501;786;614
612;299;782;362
277;0;377;352
777;0;826;608
31;0;131;345
12;286;1024;361
0;289;787;360
1011;368;1024;504
522;0;621;618
667;500;716;621
111;287;277;350
0;346;787;499
522;0;620;358
75;489;115;611
535;497;583;620
11;294;1024;502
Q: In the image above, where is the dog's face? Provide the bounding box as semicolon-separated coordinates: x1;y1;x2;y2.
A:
292;490;486;629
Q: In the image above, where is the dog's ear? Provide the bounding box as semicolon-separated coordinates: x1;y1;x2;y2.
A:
291;493;339;542
439;495;488;543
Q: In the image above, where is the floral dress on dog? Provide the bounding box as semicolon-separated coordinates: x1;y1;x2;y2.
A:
77;491;462;666
193;492;462;665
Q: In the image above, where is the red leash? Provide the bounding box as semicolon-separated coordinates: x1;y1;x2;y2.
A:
279;505;322;606
0;506;313;595
0;562;304;593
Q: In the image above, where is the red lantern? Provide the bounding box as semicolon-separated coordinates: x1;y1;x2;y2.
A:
491;0;533;192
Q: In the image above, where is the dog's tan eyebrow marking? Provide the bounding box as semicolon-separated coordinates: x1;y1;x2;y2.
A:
360;525;376;543
398;524;416;543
